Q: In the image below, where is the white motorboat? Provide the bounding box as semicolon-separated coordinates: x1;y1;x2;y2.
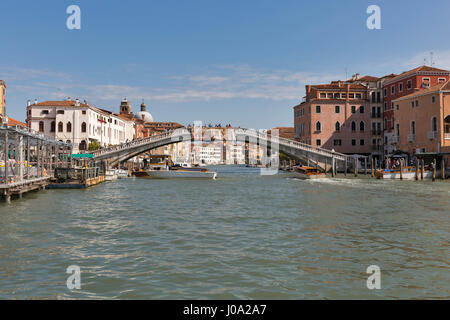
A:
116;169;129;178
105;170;118;181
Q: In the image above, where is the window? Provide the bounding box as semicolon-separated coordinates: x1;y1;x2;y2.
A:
431;96;436;103
391;86;395;95
371;92;376;103
335;105;340;113
399;83;403;92
391;102;394;109
79;140;87;151
316;139;321;146
349;93;355;99
422;78;430;88
316;105;321;113
411;121;416;135
334;93;340;99
39;121;44;132
384;102;387;111
57;110;64;115
407;80;412;89
82;110;87;115
360;139;365;146
58;122;63;132
333;139;342;146
415;100;419;107
396;104;399;110
384;118;387;130
50;121;55;132
67;122;72;133
41;110;49;115
315;121;321;132
360;121;365;132
335;122;341;132
432;117;437;132
360;106;364;114
396;124;400;136
81;122;87;133
438;78;446;84
351;139;356;146
351;121;356;132
355;93;362;99
384;88;387;97
411;101;415;108
377;92;381;103
351;106;356;114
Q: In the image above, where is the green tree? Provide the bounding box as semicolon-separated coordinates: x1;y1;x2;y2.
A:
88;141;101;151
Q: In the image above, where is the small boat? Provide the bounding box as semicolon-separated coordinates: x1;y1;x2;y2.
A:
133;167;217;180
292;166;326;180
375;168;434;180
105;170;118;181
116;169;129;178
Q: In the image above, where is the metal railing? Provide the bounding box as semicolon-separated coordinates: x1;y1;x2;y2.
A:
427;131;437;140
408;134;416;143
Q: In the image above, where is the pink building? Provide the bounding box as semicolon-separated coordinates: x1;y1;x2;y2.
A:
294;81;372;155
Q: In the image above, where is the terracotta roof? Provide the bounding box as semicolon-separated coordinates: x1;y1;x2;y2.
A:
31;100;90;108
311;83;366;90
386;65;450;84
347;75;379;82
7;117;27;127
394;79;450;101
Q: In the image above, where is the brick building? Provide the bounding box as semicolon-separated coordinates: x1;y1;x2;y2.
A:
392;80;450;161
382;66;450;156
293;81;373;155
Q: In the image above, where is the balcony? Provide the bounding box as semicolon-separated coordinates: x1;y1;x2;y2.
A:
392;136;400;144
427;131;437;140
408;134;416;143
371;145;382;151
371;113;382;119
445;133;450;140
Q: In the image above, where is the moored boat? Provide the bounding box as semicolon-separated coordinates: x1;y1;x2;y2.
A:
292;166;326;180
375;168;434;180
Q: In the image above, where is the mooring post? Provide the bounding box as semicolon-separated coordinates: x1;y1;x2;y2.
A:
399;159;403;180
364;157;368;175
18;134;24;181
344;159;347;176
4;129;9;185
354;158;358;177
26;136;30;179
371;157;374;177
415;160;419;181
331;156;335;177
421;159;424;180
324;158;327;176
441;158;446;180
432;158;436;182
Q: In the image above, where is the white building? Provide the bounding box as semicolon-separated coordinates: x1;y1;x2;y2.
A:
198;145;223;165
26;98;129;153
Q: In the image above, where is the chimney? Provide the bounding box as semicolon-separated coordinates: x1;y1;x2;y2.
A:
27;100;31;107
75;98;80;106
305;85;311;102
34;98;38;105
352;74;356;81
338;81;342;87
355;73;360;80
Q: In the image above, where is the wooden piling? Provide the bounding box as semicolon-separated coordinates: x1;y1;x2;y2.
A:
331;156;335;177
344;159;347;176
324;159;327;176
354;158;358;177
441;158;446;180
4;130;9;185
371;157;374;177
432;158;436;181
421;159;424;180
399;159;403;180
364;157;368;175
415;161;419;181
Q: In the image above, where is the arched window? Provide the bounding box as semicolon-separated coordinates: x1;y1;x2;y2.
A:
335;121;340;132
50;121;55;132
66;122;72;133
360;121;365;132
81;122;87;133
58;122;63;132
39;121;44;132
431;117;437;132
316;121;321;132
79;140;87;151
351;121;356;132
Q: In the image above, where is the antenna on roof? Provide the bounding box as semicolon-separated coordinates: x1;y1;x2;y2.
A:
345;68;348;81
430;52;435;67
423;58;427;66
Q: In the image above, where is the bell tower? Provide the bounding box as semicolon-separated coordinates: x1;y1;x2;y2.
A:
120;98;132;115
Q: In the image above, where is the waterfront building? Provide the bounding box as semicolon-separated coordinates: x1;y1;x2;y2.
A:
293;81;373;155
198;145;223;165
26;98;128;153
382;66;450;157
392;79;450;161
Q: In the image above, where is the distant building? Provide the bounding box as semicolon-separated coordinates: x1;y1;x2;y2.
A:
392;79;450;159
382;66;450;156
294;81;373;155
26;98;128;153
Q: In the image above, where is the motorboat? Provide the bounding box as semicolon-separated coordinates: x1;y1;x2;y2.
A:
292;166;326;180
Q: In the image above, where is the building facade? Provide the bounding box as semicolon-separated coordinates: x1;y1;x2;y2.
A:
382;66;450;156
294;81;373;155
26;98;128;153
392;80;450;159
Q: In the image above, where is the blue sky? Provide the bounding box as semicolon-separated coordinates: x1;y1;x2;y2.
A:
2;0;450;128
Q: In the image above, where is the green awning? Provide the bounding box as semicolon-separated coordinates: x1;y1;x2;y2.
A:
71;153;94;159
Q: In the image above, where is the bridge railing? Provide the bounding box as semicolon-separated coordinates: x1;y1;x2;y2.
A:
92;129;186;157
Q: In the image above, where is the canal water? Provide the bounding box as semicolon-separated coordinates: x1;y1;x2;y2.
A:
0;166;449;299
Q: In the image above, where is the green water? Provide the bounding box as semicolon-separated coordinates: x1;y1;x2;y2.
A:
0;166;449;299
